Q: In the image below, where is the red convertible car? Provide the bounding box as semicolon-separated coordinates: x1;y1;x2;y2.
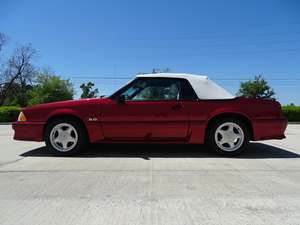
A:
13;73;287;156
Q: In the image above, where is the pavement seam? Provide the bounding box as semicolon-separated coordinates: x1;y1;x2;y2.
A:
0;158;25;167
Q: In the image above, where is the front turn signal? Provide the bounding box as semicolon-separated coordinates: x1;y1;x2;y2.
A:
18;111;27;122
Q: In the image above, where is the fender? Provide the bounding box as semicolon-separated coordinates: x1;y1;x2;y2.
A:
46;108;80;120
206;107;252;123
45;108;104;143
189;107;252;144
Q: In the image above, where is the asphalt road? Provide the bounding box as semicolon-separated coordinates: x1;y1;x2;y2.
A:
0;125;299;225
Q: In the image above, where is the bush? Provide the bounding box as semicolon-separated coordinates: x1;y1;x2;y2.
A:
282;105;300;122
0;106;21;122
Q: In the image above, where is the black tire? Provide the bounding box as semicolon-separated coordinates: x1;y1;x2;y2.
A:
45;118;88;156
206;117;250;156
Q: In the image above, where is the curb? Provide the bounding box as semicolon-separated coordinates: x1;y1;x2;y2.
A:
0;122;13;125
288;122;300;124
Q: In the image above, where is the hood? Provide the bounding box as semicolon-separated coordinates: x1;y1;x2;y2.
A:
24;98;106;111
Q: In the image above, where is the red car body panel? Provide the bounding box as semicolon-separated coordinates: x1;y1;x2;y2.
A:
13;122;45;142
12;96;287;144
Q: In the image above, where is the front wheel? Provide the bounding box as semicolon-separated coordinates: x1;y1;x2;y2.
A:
45;118;87;156
207;118;249;156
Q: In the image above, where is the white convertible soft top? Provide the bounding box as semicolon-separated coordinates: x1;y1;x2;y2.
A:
137;73;235;99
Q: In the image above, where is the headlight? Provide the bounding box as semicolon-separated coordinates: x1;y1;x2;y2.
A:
18;111;27;122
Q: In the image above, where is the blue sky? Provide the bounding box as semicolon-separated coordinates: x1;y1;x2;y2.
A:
1;0;300;104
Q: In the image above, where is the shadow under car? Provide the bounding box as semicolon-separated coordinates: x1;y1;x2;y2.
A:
20;142;300;159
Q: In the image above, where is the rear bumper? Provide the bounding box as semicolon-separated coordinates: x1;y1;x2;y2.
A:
12;122;45;142
252;118;288;141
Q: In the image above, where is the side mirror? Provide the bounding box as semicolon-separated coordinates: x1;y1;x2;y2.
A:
117;95;126;104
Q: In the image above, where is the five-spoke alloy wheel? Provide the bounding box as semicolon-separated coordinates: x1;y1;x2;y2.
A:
50;123;78;152
45;118;87;156
207;118;249;156
214;122;244;152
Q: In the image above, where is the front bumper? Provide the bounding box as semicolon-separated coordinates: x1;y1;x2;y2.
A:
252;118;288;141
12;121;45;142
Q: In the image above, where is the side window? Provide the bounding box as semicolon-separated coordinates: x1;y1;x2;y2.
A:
132;80;181;101
132;78;181;101
179;79;198;100
119;79;147;100
119;78;182;101
111;78;198;101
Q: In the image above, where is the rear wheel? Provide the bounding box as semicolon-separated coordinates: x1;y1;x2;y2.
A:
207;118;249;156
45;118;87;156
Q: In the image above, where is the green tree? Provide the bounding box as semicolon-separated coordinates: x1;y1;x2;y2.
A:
29;72;74;105
80;82;99;98
4;83;33;106
237;75;275;99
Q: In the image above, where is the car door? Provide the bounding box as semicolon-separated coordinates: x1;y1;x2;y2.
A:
101;78;195;141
